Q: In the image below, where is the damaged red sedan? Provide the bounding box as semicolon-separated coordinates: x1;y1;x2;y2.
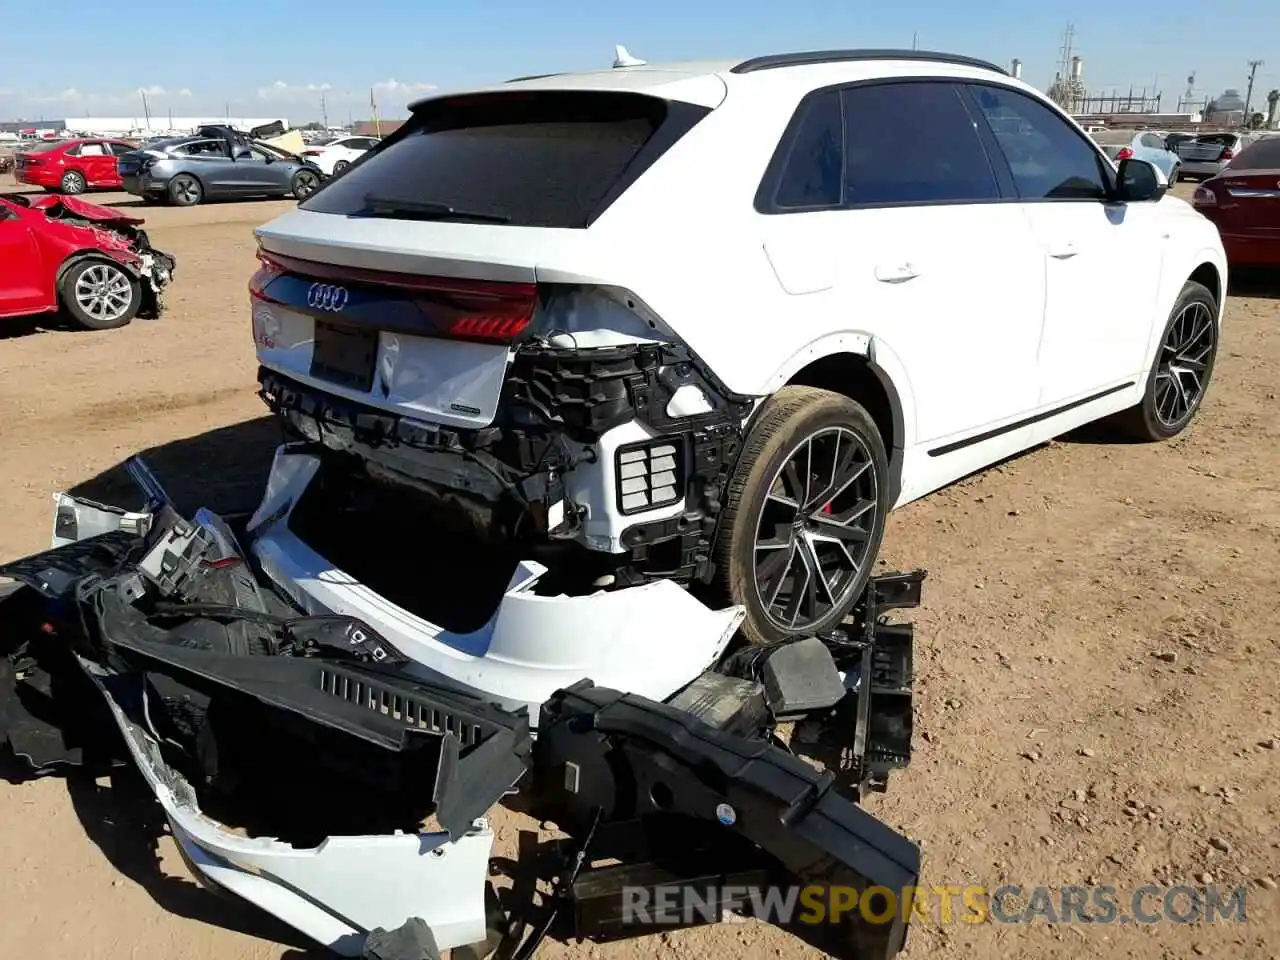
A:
0;193;176;330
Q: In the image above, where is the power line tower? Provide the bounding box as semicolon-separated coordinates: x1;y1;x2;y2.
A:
320;92;329;129
1244;59;1264;126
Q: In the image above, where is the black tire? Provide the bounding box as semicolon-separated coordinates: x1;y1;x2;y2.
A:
332;159;350;175
58;259;140;330
59;170;86;194
1168;165;1179;185
1117;280;1218;441
291;168;320;199
168;173;203;206
712;386;889;646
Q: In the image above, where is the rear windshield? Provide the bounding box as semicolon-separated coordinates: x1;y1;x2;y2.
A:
301;91;704;228
1193;134;1237;146
1226;137;1280;170
21;140;66;153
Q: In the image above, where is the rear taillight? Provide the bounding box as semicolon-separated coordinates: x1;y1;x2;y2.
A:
252;251;538;345
249;252;285;300
1192;185;1217;206
1222;148;1235;160
1115;147;1134;161
302;149;321;156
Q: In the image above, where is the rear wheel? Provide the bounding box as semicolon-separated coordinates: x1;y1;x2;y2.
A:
59;170;86;194
168;173;203;206
712;386;889;646
332;159;350;175
59;259;140;330
1168;165;1180;185
1117;280;1218;441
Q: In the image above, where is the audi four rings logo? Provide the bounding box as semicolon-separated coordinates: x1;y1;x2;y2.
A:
307;283;349;312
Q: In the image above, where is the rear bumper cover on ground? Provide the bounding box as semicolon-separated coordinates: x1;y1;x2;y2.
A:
0;457;923;959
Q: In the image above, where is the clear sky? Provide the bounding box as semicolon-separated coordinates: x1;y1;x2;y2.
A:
1;0;1275;122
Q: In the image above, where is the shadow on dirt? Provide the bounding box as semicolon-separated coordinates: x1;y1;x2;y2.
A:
0;759;322;954
68;415;285;516
1228;267;1280;300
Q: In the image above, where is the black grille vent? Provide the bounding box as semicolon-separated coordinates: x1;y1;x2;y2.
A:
318;668;483;746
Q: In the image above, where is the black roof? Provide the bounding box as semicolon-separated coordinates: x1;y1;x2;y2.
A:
731;49;1007;76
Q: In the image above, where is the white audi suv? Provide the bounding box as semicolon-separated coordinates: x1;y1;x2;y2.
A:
247;48;1226;654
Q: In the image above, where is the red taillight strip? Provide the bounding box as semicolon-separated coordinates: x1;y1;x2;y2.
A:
256;249;536;301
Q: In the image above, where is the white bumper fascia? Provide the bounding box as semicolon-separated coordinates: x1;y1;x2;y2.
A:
84;661;493;957
246;446;745;722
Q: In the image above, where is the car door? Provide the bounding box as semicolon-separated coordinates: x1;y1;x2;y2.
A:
0;205;50;316
106;141;133;186
72;141;114;187
182;139;241;194
255;146;300;193
964;83;1166;411
821;82;1046;449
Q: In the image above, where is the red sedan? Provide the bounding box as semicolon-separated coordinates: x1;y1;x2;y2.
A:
13;138;135;194
1192;137;1280;266
0;192;176;329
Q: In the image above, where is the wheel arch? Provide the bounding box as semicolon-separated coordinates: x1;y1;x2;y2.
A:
1188;260;1222;313
777;347;910;506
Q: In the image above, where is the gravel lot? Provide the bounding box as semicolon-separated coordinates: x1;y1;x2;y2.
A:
1;180;1277;960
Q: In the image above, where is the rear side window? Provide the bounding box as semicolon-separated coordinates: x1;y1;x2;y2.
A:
841;83;999;205
302;91;706;228
772;90;844;208
966;84;1108;200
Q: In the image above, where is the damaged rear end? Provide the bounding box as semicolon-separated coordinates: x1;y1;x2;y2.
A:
251;79;750;612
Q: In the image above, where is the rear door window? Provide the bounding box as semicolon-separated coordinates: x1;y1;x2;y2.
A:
302;91;705;227
841;82;1000;205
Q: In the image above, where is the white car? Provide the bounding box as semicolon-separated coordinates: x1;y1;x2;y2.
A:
300;134;379;176
249;48;1226;652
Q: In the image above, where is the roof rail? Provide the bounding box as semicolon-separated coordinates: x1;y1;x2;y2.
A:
731;49;1008;76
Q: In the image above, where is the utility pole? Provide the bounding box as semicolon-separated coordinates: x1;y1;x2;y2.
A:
911;32;918;50
1244;59;1264;126
139;89;152;132
320;92;329;129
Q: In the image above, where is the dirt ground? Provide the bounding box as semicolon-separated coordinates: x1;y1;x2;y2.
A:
0;180;1276;960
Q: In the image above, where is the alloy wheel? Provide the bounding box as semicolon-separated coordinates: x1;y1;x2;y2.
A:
174;178;200;204
61;172;85;193
74;264;134;324
294;171;319;197
1154;300;1215;428
752;426;879;631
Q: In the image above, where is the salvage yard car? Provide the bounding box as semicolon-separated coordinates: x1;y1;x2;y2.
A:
0;192;175;329
250;48;1227;650
12;138;136;194
117;125;323;206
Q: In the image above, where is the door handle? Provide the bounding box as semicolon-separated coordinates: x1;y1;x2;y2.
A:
874;262;920;283
1048;242;1079;260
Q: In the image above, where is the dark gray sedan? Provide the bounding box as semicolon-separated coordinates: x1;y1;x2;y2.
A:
117;133;323;206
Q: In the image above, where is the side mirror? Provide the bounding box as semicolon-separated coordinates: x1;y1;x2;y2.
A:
1115;158;1167;202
